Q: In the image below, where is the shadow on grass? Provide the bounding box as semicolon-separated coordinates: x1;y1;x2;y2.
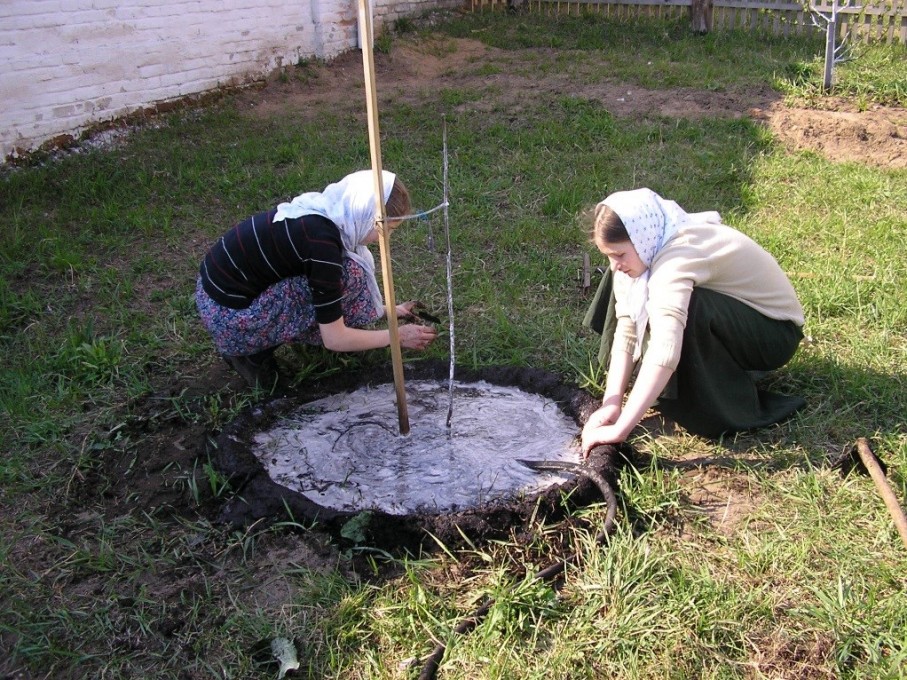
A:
629;355;906;480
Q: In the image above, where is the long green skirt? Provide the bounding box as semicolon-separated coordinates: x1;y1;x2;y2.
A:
583;271;805;439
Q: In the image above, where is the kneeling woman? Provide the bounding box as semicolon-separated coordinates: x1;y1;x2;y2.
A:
196;170;437;388
581;188;805;454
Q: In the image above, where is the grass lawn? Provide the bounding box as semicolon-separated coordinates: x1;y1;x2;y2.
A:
1;9;906;679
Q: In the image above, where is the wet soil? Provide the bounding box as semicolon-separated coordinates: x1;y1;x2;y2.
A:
212;360;623;553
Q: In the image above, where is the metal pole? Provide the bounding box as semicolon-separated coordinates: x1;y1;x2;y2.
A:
823;18;836;91
358;0;410;435
823;1;837;92
442;116;455;429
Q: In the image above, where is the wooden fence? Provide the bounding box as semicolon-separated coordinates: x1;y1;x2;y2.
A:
470;0;907;44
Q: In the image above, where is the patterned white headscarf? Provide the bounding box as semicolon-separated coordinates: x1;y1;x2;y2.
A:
601;188;721;360
273;170;395;318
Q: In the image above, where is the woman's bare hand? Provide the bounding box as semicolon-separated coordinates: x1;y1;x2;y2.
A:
397;323;437;350
581;423;627;456
585;403;621;430
396;301;417;318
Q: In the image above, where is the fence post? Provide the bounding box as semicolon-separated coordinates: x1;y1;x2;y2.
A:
691;0;714;32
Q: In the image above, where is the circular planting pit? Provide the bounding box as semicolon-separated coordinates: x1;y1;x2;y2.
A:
212;360;617;551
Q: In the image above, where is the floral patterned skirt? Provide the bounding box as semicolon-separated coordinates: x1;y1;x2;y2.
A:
196;257;380;357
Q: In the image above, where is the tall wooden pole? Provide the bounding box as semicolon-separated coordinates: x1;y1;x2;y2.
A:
358;0;410;435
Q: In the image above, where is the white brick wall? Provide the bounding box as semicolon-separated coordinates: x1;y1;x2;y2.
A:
0;0;457;162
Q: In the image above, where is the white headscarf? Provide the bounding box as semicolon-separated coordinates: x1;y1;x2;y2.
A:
273;169;395;318
600;188;722;360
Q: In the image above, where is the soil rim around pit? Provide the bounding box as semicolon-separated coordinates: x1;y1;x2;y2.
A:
211;360;630;553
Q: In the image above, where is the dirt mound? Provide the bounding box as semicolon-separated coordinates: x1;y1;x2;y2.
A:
759;103;907;168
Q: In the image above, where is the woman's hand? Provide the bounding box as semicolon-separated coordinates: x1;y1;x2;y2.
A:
585;403;621;430
580;363;676;456
396;301;417;319
320;317;434;353
581;422;628;456
398;323;437;350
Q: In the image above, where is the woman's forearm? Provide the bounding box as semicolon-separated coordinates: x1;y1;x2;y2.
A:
613;361;675;436
320;320;390;352
320;317;437;352
603;349;634;407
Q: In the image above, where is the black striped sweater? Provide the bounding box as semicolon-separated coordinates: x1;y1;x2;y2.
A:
199;211;345;324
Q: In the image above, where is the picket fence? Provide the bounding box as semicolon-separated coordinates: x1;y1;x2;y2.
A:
470;0;907;43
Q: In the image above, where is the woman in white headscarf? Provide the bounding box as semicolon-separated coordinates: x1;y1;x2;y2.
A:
196;170;437;389
581;188;805;452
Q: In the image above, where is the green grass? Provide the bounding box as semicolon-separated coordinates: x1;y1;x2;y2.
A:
2;9;906;680
440;11;824;91
778;42;907;107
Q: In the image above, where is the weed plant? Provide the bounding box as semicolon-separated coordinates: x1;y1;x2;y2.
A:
1;9;906;680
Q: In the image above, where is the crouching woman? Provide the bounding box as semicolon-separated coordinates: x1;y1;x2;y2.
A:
581;188;805;454
196;170;437;389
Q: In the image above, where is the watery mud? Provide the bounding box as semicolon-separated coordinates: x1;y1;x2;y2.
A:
212;360;626;551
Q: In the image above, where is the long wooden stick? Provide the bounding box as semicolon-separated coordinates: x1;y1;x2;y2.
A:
854;438;907;550
358;0;409;435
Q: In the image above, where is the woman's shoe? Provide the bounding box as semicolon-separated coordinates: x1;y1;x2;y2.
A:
223;349;279;390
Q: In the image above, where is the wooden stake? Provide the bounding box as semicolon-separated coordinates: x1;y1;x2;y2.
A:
358;0;409;435
854;438;907;550
582;252;591;295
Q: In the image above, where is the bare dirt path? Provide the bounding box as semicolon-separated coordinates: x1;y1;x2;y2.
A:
242;35;907;169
